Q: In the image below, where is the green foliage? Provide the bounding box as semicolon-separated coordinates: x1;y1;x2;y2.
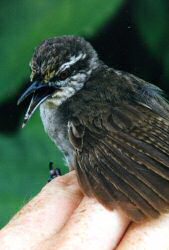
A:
133;0;169;79
0;0;125;227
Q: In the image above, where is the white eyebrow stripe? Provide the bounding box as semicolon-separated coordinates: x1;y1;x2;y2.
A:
57;53;86;73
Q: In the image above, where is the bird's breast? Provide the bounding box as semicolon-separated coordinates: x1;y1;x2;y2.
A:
40;103;74;168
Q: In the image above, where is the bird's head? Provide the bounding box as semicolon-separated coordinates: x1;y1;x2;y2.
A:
18;36;99;127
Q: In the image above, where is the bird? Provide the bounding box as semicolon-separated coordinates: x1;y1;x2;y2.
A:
18;35;169;222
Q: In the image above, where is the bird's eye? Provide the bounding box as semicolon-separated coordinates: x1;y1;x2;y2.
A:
58;69;71;80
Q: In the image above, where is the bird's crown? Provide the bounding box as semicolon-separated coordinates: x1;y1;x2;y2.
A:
30;36;99;83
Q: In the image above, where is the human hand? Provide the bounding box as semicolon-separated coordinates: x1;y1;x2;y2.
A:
0;171;169;250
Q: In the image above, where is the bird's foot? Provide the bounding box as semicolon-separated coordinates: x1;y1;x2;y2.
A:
48;161;61;182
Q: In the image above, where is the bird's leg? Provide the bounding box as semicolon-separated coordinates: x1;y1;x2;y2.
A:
48;161;61;182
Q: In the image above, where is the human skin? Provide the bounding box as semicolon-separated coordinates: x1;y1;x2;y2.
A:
0;171;169;250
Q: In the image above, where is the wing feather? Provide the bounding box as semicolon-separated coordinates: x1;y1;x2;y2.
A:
69;104;169;221
97;144;168;212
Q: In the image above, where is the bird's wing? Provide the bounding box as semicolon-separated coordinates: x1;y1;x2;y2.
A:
68;104;169;222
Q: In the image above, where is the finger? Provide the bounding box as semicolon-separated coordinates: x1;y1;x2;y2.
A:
38;196;130;250
116;213;169;250
37;170;83;232
0;171;83;250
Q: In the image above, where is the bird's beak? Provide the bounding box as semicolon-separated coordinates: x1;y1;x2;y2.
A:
17;81;60;128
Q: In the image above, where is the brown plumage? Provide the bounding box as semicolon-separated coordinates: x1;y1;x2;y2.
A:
70;104;169;221
18;36;169;222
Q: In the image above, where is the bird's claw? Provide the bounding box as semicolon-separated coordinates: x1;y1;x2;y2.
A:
48;161;61;182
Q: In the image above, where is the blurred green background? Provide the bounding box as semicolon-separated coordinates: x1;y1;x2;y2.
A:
1;0;169;227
